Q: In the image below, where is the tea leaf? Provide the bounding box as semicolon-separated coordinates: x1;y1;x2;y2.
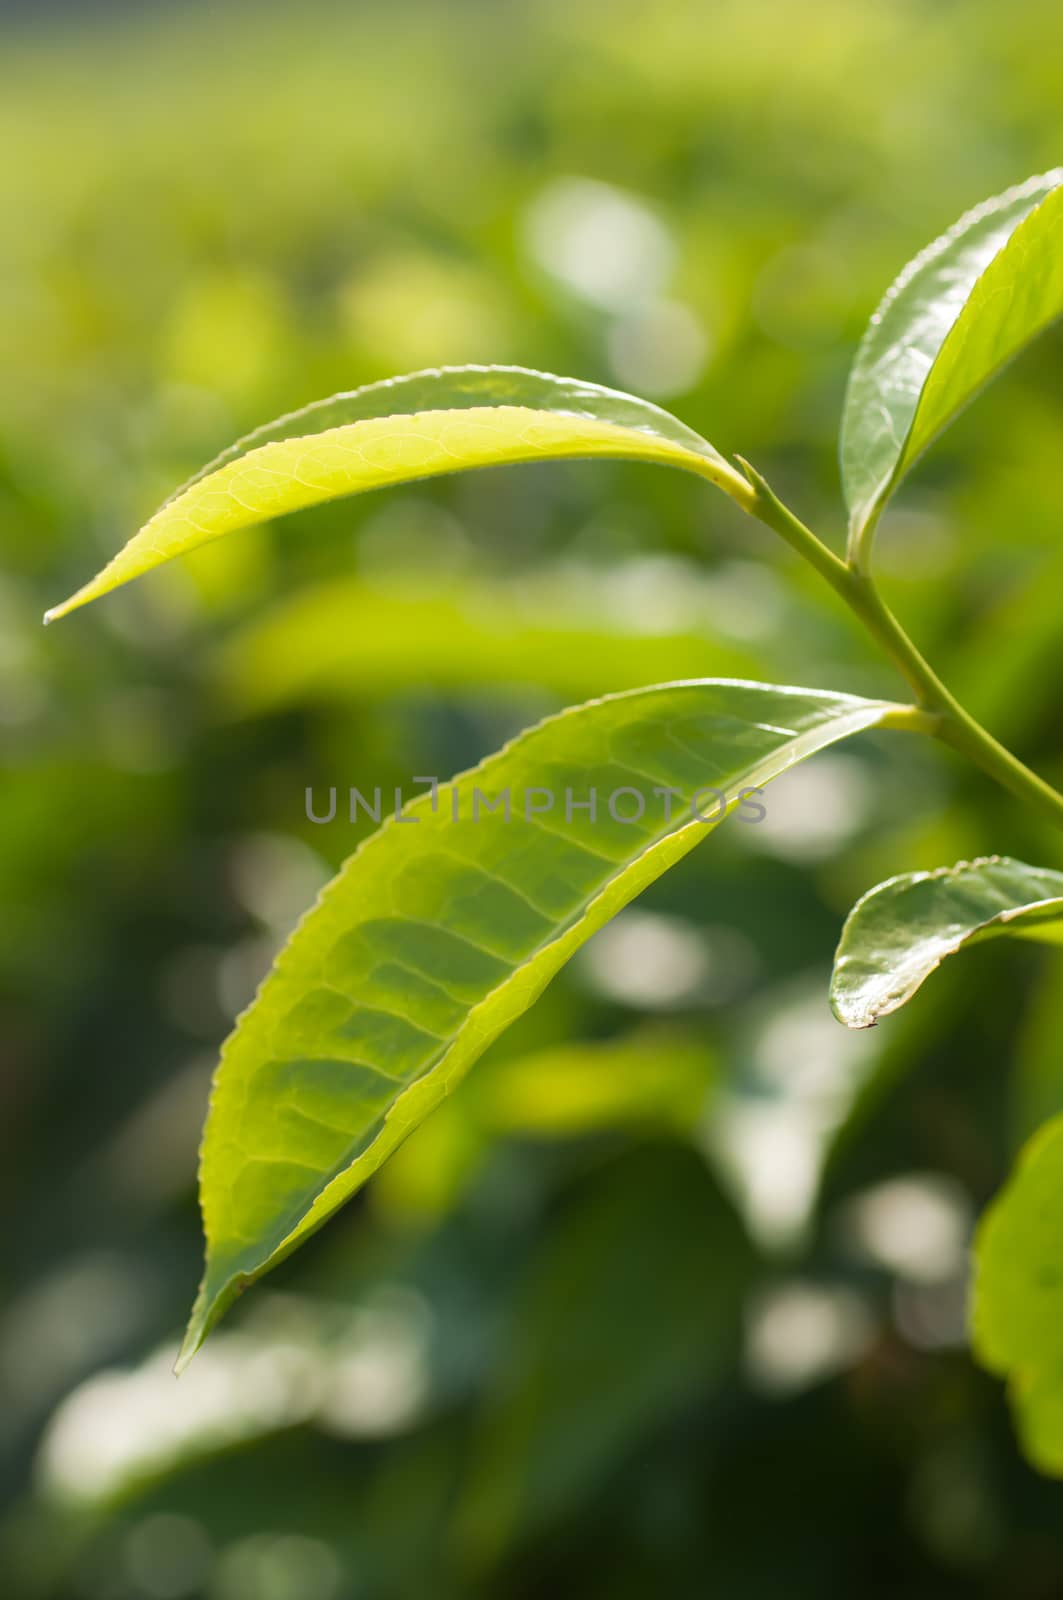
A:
831;855;1063;1028
180;679;908;1369
842;172;1063;555
46;366;753;623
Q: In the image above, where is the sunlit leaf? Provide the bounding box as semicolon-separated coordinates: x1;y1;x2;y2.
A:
45;366;754;623
841;171;1063;554
179;679;911;1369
974;1115;1063;1476
831;855;1063;1028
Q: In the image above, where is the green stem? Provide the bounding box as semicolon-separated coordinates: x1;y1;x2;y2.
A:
737;459;1063;834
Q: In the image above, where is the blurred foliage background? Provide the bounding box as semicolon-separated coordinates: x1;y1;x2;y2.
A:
3;0;1063;1594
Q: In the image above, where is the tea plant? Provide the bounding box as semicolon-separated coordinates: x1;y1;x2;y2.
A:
47;172;1063;1470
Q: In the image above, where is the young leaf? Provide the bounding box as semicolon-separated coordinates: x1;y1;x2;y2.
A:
179;679;912;1370
831;855;1063;1028
841;170;1063;556
974;1115;1063;1476
44;366;754;623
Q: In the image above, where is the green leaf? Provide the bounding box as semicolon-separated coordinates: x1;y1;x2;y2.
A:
831;855;1063;1028
973;1115;1063;1476
179;678;910;1370
44;366;754;623
841;170;1063;555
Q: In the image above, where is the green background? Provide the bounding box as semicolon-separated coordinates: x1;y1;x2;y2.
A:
3;1;1063;1594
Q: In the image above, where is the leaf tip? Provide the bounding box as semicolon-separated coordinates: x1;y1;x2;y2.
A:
174;1317;205;1377
43;587;94;625
829;996;878;1031
174;1275;215;1376
172;1335;200;1378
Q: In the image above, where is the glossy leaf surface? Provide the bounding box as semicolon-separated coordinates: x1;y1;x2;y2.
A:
831;855;1063;1028
180;679;907;1369
45;367;752;623
841;171;1063;551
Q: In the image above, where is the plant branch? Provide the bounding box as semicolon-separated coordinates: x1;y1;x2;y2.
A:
736;459;1063;834
735;458;854;595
